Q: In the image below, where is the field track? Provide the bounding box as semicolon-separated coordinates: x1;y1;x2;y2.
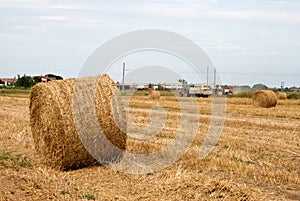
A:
0;95;299;200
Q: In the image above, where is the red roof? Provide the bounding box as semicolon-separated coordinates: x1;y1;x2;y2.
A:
0;78;17;82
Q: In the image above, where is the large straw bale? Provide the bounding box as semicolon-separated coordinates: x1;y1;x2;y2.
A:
276;92;287;100
30;74;126;170
149;90;160;99
252;90;278;108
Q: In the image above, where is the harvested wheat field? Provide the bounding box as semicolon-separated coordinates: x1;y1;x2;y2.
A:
0;93;299;200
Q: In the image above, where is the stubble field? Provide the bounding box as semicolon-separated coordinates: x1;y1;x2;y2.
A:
0;93;299;200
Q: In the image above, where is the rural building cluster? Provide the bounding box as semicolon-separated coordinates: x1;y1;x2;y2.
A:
0;74;63;88
1;75;300;98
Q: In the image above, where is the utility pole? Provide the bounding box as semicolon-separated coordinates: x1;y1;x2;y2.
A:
281;82;284;92
206;66;209;87
213;68;216;95
122;62;125;92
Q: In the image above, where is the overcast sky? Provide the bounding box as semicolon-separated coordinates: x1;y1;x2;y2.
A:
0;0;299;87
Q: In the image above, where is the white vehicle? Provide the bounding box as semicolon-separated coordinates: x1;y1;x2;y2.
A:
188;85;213;97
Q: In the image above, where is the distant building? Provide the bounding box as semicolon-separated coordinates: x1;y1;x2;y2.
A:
0;78;17;86
291;87;300;93
116;82;183;91
136;84;145;90
32;75;57;82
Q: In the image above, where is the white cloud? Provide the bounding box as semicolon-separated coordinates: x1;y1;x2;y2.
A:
262;0;290;8
120;2;300;24
38;15;71;22
49;3;94;11
0;0;299;86
207;44;247;51
127;2;210;18
0;0;41;9
196;38;248;51
0;33;17;39
209;10;300;24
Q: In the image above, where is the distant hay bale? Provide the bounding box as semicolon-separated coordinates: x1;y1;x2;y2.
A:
149;90;160;99
253;90;278;108
30;74;127;170
276;92;287;100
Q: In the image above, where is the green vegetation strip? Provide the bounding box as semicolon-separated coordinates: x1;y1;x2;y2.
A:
0;89;31;94
287;93;300;99
227;92;253;98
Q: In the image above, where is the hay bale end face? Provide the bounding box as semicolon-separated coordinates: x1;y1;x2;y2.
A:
253;90;278;108
29;74;127;170
150;90;160;99
276;92;287;100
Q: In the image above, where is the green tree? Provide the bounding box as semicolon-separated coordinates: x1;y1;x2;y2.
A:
33;77;42;83
178;79;187;85
15;74;34;89
158;84;164;91
148;83;153;89
252;83;268;91
179;79;189;91
240;85;251;91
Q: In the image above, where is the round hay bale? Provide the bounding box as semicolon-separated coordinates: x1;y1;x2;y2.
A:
30;74;127;170
276;92;287;100
252;90;278;108
149;90;160;99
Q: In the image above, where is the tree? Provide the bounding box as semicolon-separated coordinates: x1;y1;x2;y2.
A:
252;83;268;91
240;85;251;91
179;79;189;91
33;77;42;83
0;79;4;84
158;84;164;91
178;79;187;85
15;74;34;89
